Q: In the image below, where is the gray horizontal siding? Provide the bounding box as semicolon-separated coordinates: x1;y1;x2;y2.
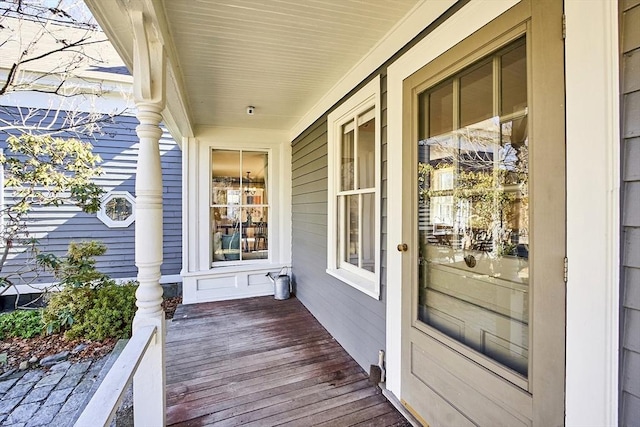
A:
291;75;389;371
1;108;182;288
621;1;640;424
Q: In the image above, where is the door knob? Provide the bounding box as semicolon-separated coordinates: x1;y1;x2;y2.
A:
397;243;408;252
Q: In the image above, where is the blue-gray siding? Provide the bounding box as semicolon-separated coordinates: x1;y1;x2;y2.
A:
621;1;640;424
1;108;182;285
291;75;389;371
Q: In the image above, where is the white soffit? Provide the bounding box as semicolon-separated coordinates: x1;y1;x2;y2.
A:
161;0;424;132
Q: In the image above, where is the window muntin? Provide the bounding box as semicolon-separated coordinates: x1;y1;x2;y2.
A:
211;149;269;264
327;77;380;298
417;39;529;376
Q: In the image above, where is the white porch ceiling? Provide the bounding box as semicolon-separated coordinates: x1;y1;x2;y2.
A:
161;0;421;131
86;0;424;136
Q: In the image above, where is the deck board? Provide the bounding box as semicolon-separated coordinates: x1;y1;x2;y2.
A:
166;296;409;426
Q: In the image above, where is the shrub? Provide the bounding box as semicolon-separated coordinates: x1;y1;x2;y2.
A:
51;241;112;288
43;282;137;341
0;309;43;340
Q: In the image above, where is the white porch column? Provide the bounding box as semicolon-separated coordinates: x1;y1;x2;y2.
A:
130;9;167;426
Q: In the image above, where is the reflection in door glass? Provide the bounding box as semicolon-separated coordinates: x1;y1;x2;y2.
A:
417;39;529;377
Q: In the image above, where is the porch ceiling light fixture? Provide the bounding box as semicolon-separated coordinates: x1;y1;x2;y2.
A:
246;106;255;115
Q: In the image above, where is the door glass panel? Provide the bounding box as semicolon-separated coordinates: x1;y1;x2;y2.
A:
425;81;453;138
460;61;493;128
417;40;529;377
501;43;527;115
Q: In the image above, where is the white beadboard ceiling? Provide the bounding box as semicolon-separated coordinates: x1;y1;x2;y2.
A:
160;0;421;131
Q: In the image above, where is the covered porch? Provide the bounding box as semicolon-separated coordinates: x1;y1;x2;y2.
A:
165;296;409;426
78;0;624;425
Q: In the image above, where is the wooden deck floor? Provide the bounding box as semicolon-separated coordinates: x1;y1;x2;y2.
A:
165;296;410;426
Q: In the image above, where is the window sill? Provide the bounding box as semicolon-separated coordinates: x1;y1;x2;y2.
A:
326;268;380;300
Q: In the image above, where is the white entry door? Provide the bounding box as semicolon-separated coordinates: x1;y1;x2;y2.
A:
400;1;566;425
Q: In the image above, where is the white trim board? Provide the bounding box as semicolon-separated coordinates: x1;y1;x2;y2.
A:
564;1;620;425
1;274;183;297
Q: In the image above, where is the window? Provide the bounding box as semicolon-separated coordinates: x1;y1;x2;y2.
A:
327;76;381;298
97;191;135;228
211;149;269;264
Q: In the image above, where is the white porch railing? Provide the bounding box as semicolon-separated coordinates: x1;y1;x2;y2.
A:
74;325;157;427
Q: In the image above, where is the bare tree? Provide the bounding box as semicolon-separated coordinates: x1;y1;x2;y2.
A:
0;0;130;137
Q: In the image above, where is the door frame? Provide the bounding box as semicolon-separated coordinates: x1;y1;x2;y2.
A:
401;0;566;423
386;0;621;425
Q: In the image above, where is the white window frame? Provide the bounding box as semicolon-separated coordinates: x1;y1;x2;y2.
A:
210;148;271;266
97;190;136;228
327;76;381;299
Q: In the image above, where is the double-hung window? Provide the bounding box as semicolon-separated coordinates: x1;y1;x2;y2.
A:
327;77;381;298
210;149;269;264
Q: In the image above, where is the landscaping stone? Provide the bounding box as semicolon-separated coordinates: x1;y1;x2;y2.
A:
34;371;64;388
50;410;74;427
56;372;83;389
70;377;95;395
39;351;70;367
24;403;62;427
21;384;55;404
0;397;22;415
4;383;33;400
3;401;39;424
43;387;73;407
19;370;43;385
66;360;91;376
28;356;38;365
0;342;124;427
71;343;87;354
49;360;72;373
0;375;21;393
59;390;88;414
0;369;19;380
18;361;29;371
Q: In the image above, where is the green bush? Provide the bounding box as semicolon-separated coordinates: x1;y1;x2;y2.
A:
0;309;43;340
53;241;112;288
43;282;137;341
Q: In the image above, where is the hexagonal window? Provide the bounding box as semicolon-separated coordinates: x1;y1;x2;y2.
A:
98;191;135;228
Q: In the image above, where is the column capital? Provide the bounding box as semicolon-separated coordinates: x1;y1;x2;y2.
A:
131;9;166;108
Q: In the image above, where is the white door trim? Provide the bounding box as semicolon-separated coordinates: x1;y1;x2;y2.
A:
564;1;620;425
